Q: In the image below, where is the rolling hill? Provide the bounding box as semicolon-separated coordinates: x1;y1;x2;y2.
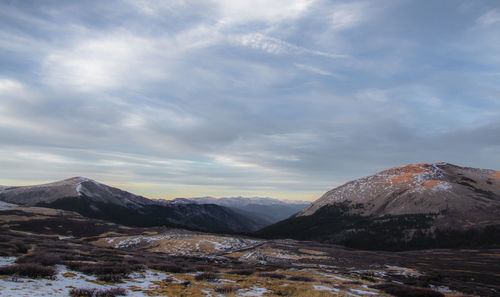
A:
257;162;500;250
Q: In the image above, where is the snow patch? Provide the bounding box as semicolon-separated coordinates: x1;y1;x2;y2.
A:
0;257;173;297
432;181;452;192
0;256;16;266
313;285;339;292
76;183;83;196
239;286;271;296
349;288;379;295
317;272;352;281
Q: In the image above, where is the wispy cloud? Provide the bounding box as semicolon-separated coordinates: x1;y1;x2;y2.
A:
330;2;367;30
233;33;346;58
0;0;499;200
476;9;500;27
294;63;333;76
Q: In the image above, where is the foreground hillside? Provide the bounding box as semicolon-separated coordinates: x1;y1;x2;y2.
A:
0;204;498;296
0;177;262;233
258;162;500;250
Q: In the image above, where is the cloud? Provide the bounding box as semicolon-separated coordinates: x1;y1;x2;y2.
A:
476;9;500;27
215;0;314;25
294;63;333;76
233;33;347;58
330;2;367;30
0;1;499;200
42;33;171;91
0;79;23;94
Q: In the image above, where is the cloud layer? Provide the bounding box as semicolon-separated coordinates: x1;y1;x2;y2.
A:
1;0;499;200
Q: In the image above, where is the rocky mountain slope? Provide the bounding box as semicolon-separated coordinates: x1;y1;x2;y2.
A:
172;196;310;226
0;177;261;233
257;163;500;250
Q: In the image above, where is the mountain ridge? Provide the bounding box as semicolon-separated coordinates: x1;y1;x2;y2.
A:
0;177;262;233
257;162;500;250
172;196;310;226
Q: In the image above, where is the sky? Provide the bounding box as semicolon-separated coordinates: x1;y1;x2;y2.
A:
0;0;499;201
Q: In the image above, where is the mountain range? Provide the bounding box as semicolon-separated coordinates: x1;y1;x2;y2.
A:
0;177;308;233
1;162;499;251
172;196;309;226
0;177;258;232
258;162;500;250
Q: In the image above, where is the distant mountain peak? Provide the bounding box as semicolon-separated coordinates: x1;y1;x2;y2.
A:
171;196;310;226
63;176;93;183
172;196;310;206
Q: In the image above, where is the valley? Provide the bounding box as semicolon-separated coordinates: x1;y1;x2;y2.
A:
0;203;499;296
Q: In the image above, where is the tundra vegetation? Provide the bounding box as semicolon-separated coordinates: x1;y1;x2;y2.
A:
0;205;498;296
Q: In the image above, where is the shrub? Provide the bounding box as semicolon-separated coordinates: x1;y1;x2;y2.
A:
287;275;314;282
60;252;86;261
0;264;57;279
360;272;376;282
180;265;196;273
102;288;127;297
13;241;29;253
97;274;124;283
70;288;96;297
125;257;146;265
273;286;298;296
372;283;445;297
76;263;132;276
99;256;125;264
127;263;144;271
195;272;218;282
0;243;16;256
16;252;63;266
69;287;127;297
65;261;89;270
149;264;184;273
259;272;285;279
194;264;213;272
214;285;239;294
229;269;254;276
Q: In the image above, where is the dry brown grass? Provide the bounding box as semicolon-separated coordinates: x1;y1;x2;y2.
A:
0;215;52;222
390;173;415;185
421;180;444;188
227;246;328;263
298;249;327;255
270;285;336;297
93;233;262;258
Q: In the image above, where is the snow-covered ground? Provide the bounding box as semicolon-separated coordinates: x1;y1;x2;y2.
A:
97;233;262;257
238;286;271;296
0;257;16;266
313;284;339;292
0;257;174;297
